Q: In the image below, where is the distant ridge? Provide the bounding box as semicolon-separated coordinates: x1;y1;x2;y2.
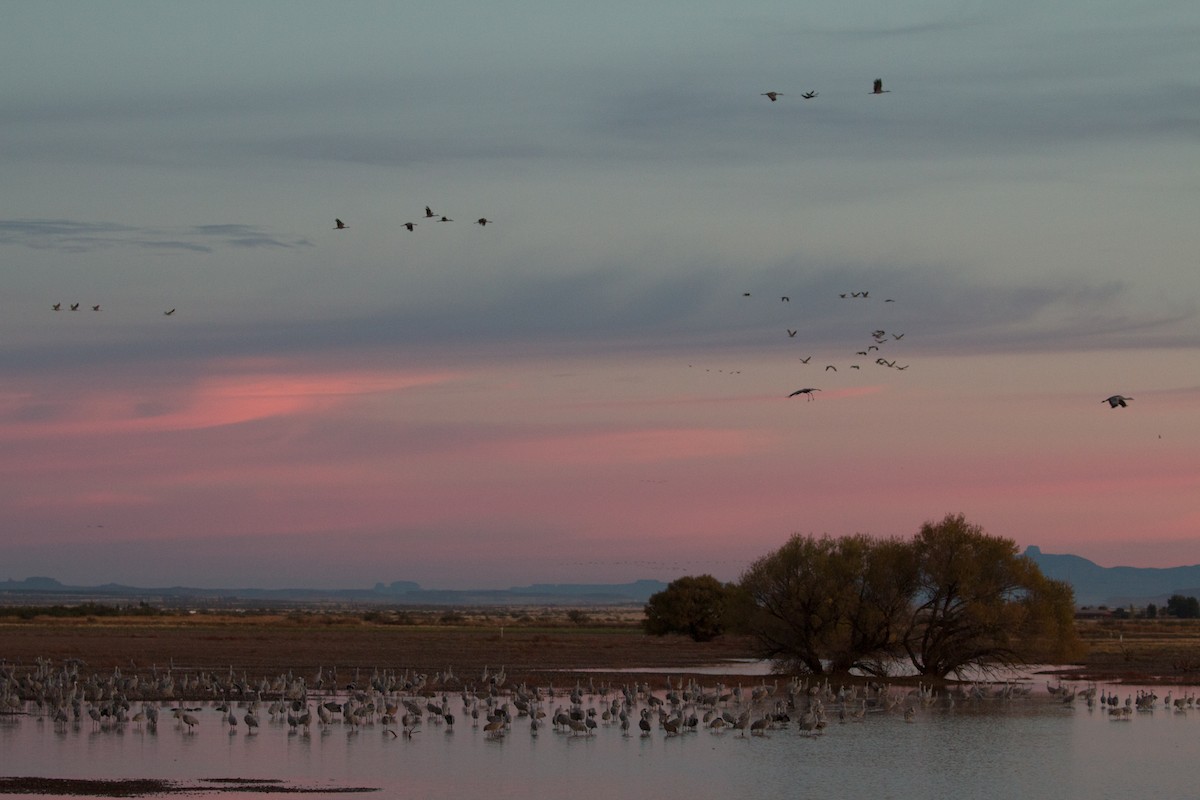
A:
1023;546;1200;607
0;576;668;607
7;553;1200;609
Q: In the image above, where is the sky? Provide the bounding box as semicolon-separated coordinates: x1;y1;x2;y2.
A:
2;1;1198;590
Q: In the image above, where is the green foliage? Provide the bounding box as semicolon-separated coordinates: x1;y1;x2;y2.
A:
1166;594;1200;618
0;602;162;619
643;575;735;642
737;513;1081;678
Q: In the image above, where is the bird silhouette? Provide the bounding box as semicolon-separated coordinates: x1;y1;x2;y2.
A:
787;329;797;337
424;206;436;218
438;216;453;222
825;365;837;371
334;218;347;229
872;79;890;95
761;91;782;102
70;303;79;311
798;357;811;364
51;303;61;311
476;218;492;226
1103;395;1132;408
163;308;176;316
801;91;818;99
402;222;416;231
788;388;820;400
92;305;100;311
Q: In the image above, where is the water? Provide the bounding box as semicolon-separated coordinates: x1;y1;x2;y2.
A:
2;688;1199;800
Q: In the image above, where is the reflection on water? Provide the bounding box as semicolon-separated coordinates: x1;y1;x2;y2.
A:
2;684;1199;800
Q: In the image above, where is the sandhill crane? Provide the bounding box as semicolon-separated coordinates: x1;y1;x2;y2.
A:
781;296;790;302
872;79;890;94
70;303;79;311
163;308;175;316
1104;395;1132;408
92;305;100;311
476;218;492;226
801;90;818;99
761;91;782;102
424;206;436;218
787;329;797;337
438;216;453;222
799;356;811;363
788;388;820;400
52;303;61;310
402;222;416;231
334;218;347;229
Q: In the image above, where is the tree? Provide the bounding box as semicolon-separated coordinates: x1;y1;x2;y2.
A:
900;513;1082;677
738;534;907;674
643;575;735;642
1166;594;1200;619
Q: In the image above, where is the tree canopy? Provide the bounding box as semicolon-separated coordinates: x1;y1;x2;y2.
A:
643;575;736;642
736;513;1082;678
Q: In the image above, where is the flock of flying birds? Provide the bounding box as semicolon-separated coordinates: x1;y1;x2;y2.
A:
335;206;493;232
755;80;1133;410
45;80;1132;410
47;206;489;319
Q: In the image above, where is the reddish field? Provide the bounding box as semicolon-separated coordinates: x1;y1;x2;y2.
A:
4;611;1200;691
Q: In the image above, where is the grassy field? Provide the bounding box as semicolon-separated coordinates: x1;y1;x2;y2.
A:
4;609;1200;689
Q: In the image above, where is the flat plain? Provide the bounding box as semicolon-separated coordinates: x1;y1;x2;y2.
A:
3;610;1200;690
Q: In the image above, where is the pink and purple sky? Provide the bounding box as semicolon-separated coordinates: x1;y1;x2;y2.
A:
2;2;1198;589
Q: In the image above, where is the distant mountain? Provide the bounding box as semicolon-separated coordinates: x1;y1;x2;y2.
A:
10;551;1200;609
0;576;668;607
1024;546;1200;607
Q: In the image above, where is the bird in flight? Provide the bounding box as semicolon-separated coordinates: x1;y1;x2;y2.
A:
798;357;811;364
438;216;453;222
334;218;348;229
761;91;782;102
476;218;492;226
92;305;100;311
787;329;797;337
781;296;790;302
788;388;820;400
70;303;79;311
872;79;890;95
801;91;818;99
1103;395;1132;408
164;308;176;316
402;222;416;231
424;206;437;218
825;365;837;371
51;303;61;311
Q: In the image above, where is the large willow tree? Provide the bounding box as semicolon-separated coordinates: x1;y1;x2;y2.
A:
738;514;1082;678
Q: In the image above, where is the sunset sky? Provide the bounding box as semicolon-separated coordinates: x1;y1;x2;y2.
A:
2;1;1198;589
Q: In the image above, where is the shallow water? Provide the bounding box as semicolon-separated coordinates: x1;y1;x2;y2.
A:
2;687;1199;800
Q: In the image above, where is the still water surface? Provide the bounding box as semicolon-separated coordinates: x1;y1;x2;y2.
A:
2;685;1199;800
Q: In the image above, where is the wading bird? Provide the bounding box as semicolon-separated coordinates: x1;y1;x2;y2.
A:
761;91;782;102
476;218;492;226
788;388;820;400
334;218;347;229
872;79;890;94
402;222;416;231
801;91;818;99
1104;395;1133;408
